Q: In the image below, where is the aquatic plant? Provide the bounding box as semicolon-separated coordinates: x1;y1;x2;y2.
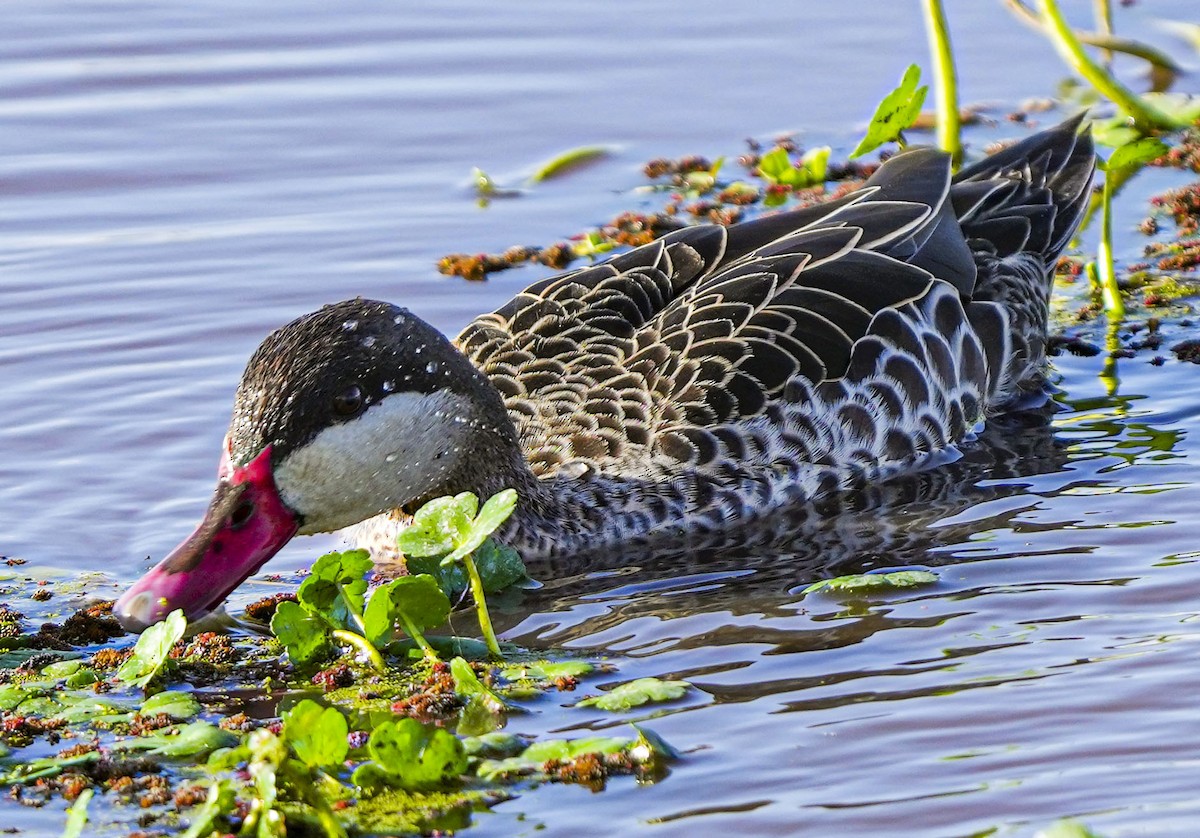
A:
850;63;928;159
1094;137;1171;322
803;568;939;595
1034;0;1183;133
577;677;691;712
396;488;524;659
920;0;962;166
115;608;185;691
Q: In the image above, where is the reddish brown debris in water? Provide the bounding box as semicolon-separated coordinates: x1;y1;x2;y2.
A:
552;675;579;692
1149;181;1200;236
312;663;356;692
127;713;175;736
390;661;464;723
1172;339;1200;363
1144;236;1200;272
1152;128;1200;174
174;632;239;666
31;589;51;602
172;783;209;809
1056;255;1086;279
219;712;256;733
31;601;124;649
243;592;297;623
2;714;68;747
90;647;134;671
542;750;648;792
642;155;714;179
536;242;576;269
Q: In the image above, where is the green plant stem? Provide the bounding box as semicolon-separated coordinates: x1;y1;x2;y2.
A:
1096;176;1124;324
1004;0;1182;80
1037;0;1179;133
461;553;503;659
335;583;370;637
331;630;386;672
921;0;961;168
399;614;440;662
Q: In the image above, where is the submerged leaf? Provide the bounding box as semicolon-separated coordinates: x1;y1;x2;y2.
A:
117;609;186;690
577;677;690;711
803;569;938;595
851;63;928;158
140;690;201;721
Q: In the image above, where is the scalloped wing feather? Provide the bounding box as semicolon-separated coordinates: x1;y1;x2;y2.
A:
454;118;1093;485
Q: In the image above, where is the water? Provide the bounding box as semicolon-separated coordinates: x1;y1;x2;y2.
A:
2;1;1199;834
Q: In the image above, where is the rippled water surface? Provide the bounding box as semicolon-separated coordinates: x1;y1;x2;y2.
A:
3;1;1200;835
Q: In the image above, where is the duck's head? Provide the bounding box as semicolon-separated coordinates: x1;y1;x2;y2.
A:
114;298;520;632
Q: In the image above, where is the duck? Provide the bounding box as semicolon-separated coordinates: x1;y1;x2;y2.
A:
114;116;1095;632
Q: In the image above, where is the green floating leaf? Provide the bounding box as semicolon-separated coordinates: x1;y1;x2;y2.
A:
41;660;84;679
125;721;237;758
803;569;938;595
501;660;594;682
1035;820;1104;838
450;656;512;716
271;600;332;666
476;735;630;781
117;609;186;690
282;699;349;770
140;690;200;721
357;718;467;791
1104;137;1169;173
577;677;690;711
461;731;528;759
0;685;30;712
851;63;928;159
363;574;450;648
60;787;92;838
65;668;100;689
758;146;831;188
297;550;372;630
530;145;610;182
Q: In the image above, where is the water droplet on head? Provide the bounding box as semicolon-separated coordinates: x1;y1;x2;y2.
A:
393;314;406;326
382;380;394;393
342;320;358;331
384;453;398;464
425;361;438;374
362;335;377;348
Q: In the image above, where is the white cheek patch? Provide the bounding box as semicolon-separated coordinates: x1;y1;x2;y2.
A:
275;390;473;535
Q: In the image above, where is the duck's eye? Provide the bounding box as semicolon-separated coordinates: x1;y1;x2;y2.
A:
230;498;254;530
332;384;365;418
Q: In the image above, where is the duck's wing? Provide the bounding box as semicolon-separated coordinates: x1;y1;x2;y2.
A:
456;145;983;478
